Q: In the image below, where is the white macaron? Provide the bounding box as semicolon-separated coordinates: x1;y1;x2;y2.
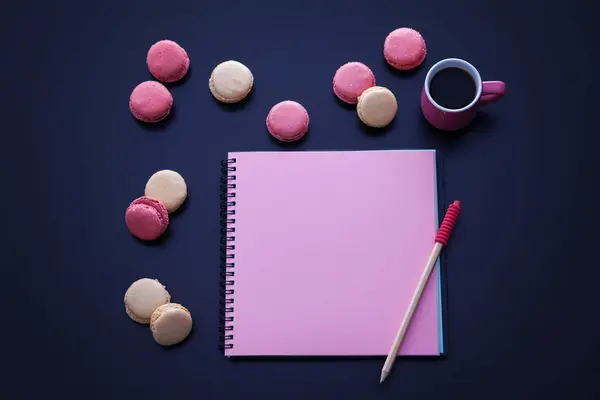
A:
145;170;187;213
124;278;171;324
150;303;193;346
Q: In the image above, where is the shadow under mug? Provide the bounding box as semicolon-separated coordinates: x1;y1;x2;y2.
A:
421;58;506;131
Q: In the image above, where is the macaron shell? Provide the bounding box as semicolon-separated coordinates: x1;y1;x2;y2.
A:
125;196;169;241
150;303;193;346
357;87;398;128
144;170;187;213
129;81;173;123
124;278;171;324
333;62;376;104
383;28;427;70
209;60;254;103
266;101;309;142
147;40;190;83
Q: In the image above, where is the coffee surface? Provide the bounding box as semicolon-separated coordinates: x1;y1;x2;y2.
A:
429;67;476;109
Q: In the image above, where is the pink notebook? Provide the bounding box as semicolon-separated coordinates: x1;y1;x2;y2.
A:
220;150;444;357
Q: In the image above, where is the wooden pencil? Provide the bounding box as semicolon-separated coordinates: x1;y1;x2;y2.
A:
380;200;461;383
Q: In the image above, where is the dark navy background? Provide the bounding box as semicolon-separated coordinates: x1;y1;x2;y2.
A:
2;0;598;398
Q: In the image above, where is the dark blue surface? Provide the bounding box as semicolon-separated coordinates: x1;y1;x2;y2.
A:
2;0;599;398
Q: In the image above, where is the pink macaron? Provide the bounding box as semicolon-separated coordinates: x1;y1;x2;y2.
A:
383;28;427;70
266;101;310;142
147;40;190;83
125;196;169;241
129;81;173;123
333;62;376;104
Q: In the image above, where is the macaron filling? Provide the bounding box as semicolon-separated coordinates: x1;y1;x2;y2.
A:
386;51;426;70
129;102;170;122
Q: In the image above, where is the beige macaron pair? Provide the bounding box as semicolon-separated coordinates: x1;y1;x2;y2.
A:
124;278;193;346
356;86;398;128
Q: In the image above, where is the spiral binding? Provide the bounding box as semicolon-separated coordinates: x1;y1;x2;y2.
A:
219;158;236;351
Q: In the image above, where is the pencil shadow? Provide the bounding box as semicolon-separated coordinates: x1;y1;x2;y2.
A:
438;250;451;357
378;356;449;385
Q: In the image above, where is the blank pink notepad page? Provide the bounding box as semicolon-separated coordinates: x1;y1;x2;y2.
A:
226;150;441;356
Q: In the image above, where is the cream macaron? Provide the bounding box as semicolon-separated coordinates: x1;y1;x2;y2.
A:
150;303;193;346
209;60;254;103
356;86;398;128
144;169;187;213
124;278;171;324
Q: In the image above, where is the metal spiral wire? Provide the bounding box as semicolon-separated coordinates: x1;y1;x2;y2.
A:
219;158;236;350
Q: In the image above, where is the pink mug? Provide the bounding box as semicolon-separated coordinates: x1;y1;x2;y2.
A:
421;58;505;131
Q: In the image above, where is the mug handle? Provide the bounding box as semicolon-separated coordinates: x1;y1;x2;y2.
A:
479;81;506;105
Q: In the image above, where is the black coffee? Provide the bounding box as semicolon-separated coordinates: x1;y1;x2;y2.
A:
429;67;476;109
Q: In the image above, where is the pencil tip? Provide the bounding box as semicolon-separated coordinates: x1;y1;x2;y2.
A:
380;371;387;384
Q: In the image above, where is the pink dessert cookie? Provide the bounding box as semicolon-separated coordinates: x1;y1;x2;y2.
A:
125;196;169;241
266;101;309;142
147;40;190;83
333;62;376;104
129;81;173;123
383;28;427;70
